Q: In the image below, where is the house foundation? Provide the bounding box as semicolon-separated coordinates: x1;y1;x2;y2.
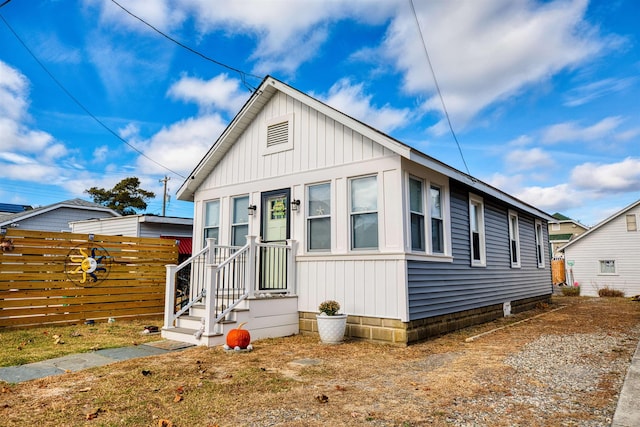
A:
299;294;551;345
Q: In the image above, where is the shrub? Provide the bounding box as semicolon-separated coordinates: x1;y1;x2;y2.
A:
561;286;581;297
318;300;341;316
598;287;625;298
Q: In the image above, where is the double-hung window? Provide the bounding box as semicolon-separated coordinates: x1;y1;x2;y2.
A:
204;200;220;244
508;210;520;268
231;196;249;246
535;220;545;268
430;185;444;253
627;214;637;232
409;178;425;251
350;175;378;250
307;183;331;251
469;194;486;266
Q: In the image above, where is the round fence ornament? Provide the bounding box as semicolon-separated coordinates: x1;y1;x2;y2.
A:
65;244;112;286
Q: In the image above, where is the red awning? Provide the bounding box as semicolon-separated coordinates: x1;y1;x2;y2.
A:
161;236;192;255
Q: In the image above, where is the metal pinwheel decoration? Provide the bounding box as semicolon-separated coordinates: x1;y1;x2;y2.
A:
65;244;112;286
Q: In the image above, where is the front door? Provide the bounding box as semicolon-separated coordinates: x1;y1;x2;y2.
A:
260;189;290;290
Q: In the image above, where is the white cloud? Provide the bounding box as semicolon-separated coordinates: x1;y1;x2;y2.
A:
563;77;635;107
136;114;228;175
319;78;411;133
542;116;624;143
377;0;606;133
570;157;640;193
515;183;585;213
167;74;246;115
504;147;555;172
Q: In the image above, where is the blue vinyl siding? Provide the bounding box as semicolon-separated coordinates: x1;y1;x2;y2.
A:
407;181;552;320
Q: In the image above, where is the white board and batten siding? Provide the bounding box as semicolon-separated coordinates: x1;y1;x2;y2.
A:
192;90;411;322
563;203;640;297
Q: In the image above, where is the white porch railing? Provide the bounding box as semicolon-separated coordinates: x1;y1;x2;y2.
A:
163;236;296;339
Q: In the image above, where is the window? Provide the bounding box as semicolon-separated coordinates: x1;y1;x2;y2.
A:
551;223;560;231
204;200;220;243
599;260;616;274
626;214;637;232
469;195;486;266
231;196;249;246
508;210;520;268
535;220;545;268
409;178;425;251
307;183;331;251
430;185;444;253
350;176;378;249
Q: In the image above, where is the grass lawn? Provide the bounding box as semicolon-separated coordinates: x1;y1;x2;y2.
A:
0;316;164;367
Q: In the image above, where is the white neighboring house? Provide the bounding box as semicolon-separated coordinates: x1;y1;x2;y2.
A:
69;214;194;258
560;199;640;297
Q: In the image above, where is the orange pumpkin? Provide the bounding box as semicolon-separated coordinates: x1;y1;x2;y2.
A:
226;322;251;349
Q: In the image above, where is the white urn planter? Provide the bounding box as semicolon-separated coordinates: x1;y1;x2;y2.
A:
316;313;347;344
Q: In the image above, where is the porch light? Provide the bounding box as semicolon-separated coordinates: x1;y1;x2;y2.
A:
247;205;257;216
291;199;300;211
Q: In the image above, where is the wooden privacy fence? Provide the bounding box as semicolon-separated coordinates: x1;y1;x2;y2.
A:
0;229;178;328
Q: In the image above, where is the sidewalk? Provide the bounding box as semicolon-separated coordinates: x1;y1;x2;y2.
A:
611;338;640;426
0;340;193;383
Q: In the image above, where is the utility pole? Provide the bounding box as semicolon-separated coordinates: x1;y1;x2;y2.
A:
159;176;170;216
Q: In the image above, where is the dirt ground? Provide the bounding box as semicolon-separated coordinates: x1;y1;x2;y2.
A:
1;296;639;426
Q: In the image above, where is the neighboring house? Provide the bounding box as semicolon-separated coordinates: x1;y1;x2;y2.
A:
548;212;589;257
70;214;193;258
0;198;119;232
0;203;32;216
560;199;640;297
162;76;553;346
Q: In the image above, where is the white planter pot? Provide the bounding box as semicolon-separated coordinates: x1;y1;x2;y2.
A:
316;313;347;344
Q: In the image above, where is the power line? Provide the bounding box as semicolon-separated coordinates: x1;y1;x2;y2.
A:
0;13;187;180
110;0;262;92
0;1;11;10
408;0;473;179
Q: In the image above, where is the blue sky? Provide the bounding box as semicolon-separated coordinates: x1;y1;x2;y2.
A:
0;0;638;226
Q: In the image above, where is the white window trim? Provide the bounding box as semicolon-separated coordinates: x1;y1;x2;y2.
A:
598;259;618;275
204;199;221;245
535;219;545;268
626;214;638;232
263;113;294;155
551;223;560;231
349;174;379;251
408;176;426;253
306;182;332;252
405;174;449;257
508;210;521;268
469;194;486;267
231;195;250;246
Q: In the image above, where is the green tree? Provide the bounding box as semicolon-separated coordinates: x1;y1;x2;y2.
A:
85;177;156;216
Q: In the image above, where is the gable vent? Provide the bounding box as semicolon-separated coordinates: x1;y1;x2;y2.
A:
267;121;289;147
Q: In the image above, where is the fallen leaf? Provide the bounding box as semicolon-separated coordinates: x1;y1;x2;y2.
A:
315;394;329;404
1;387;11;393
55;338;64;345
173;394;183;403
78;387;92;393
158;420;173;427
335;385;347;391
85;408;103;420
175;386;184;394
141;370;152;376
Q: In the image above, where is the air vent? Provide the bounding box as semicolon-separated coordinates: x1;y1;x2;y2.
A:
267;121;289;147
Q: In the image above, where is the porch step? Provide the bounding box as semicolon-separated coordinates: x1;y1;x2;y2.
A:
161;326;224;347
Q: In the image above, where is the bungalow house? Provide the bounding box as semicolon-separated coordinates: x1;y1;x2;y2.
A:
560;199;640;297
162;76;553;346
548;212;589;257
0;198;119;233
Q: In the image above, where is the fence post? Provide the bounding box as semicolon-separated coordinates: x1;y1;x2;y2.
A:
246;235;257;298
286;239;297;294
163;264;177;330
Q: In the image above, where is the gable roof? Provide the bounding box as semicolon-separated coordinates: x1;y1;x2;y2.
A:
0;198;120;228
550;212;589;229
560;199;640;251
178;75;553;221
